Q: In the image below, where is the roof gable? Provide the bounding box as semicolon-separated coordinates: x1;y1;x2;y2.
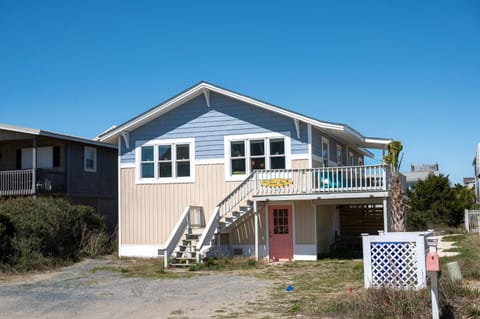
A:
96;81;392;151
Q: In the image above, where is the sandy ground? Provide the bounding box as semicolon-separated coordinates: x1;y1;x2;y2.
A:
435;235;460;257
0;258;274;319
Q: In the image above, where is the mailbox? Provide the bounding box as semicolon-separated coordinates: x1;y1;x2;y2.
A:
426;251;440;272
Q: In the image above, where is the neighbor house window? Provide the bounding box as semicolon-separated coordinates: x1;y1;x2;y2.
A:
137;139;194;183
225;134;290;180
84;147;97;172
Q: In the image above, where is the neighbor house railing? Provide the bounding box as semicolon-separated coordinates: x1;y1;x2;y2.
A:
465;209;480;233
0;169;35;196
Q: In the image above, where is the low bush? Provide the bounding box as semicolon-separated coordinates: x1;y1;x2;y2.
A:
0;197;113;271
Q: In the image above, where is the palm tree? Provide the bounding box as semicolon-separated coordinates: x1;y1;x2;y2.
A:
383;141;406;232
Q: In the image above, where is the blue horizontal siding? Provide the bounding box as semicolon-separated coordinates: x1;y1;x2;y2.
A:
120;92;309;163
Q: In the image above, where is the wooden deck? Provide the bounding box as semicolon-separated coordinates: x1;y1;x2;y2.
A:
0;169;35;196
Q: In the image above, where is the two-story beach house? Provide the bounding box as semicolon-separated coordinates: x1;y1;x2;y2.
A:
97;82;398;265
0;124;118;232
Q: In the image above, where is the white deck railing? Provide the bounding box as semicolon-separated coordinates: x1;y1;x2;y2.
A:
256;165;390;196
0;169;35;196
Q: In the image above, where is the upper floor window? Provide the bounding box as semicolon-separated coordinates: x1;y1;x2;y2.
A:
321;137;329;167
84;147;97;172
336;145;343;165
136;138;195;183
348;151;354;166
225;134;290;181
358;156;364;166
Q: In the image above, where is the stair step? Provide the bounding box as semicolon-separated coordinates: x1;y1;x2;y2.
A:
175;256;197;261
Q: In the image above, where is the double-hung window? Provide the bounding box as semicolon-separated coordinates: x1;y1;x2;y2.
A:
321;137;329;167
225;134;290;181
137;139;194;183
336;145;343;165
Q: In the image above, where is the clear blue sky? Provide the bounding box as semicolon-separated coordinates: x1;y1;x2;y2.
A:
1;1;479;184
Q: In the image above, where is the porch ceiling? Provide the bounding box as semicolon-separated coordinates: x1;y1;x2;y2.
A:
253;191;390;203
0;129;33;141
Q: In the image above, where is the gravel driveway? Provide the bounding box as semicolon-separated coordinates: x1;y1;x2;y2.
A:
0;258;274;319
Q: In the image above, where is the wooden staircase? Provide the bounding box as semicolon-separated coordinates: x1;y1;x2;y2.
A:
170;227;204;267
217;200;253;232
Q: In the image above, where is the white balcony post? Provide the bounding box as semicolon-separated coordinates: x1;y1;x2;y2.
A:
254;200;259;261
465;209;470;232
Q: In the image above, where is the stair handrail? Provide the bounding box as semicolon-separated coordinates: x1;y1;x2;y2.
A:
159;206;192;268
195;170;258;261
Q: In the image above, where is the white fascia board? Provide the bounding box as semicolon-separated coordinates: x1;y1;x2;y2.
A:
98;85;206;142
364;137;393;149
0;123;117;149
97;82;390;149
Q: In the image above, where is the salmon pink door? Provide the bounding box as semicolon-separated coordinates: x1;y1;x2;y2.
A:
268;205;293;261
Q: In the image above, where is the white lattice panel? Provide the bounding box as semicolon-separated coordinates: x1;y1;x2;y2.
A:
370;241;418;288
362;232;431;290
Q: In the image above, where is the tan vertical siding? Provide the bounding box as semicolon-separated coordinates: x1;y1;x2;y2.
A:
292;159;309;169
294;200;315;244
230;206;266;245
316;205;336;254
312;159;323;168
120;164;239;245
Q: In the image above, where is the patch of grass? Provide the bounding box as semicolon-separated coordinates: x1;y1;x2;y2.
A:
91;259;193;279
441;233;480;280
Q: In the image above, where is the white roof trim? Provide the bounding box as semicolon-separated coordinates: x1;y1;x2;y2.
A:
0;123;117;149
97;82;392;149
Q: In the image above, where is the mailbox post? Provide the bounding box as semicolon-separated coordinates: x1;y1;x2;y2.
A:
426;238;440;319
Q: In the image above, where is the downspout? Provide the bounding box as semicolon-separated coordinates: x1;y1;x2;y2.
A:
117;136;122;257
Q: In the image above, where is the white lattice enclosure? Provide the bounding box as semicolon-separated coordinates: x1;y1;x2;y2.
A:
465;210;480;233
362;231;432;289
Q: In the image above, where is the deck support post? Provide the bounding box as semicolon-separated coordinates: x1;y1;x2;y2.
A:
32;137;37;197
254;200;259;261
383;198;389;232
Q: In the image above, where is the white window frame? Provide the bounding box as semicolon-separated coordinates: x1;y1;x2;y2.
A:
84;146;97;172
135;138;195;184
22;146;53;169
224;133;291;181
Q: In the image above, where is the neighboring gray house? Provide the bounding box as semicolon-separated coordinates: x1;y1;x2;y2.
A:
402;163;440;190
0;124;118;232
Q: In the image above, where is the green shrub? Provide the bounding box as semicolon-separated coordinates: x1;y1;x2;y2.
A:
0;212;15;264
0;197;112;271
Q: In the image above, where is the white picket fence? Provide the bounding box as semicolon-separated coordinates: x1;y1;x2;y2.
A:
465;209;480;233
362;231;433;290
